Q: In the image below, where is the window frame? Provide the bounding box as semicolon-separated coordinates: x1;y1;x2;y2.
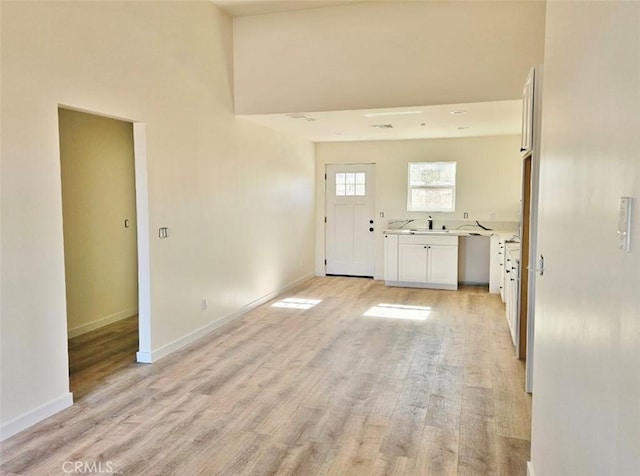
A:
406;161;457;212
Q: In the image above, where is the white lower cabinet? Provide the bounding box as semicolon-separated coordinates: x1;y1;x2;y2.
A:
385;234;458;290
489;235;504;294
383;234;399;281
427;244;458;285
398;244;428;282
505;247;520;347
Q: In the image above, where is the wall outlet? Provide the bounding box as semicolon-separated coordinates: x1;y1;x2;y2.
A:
201;299;207;310
463;212;469;219
380;211;385;218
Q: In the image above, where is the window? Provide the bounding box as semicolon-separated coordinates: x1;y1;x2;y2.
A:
407;161;456;212
335;172;365;196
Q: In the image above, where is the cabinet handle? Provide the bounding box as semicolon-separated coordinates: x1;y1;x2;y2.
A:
520;147;526;152
369;227;374;232
369;219;374;224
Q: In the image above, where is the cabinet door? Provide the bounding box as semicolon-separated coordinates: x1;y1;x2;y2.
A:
506;262;519;346
384;234;399;281
398;244;428;283
427;244;458;285
489;235;503;294
521;68;535;156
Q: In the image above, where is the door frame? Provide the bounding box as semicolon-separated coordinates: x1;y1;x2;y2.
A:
521;65;543;393
57;104;152;367
324;162;376;277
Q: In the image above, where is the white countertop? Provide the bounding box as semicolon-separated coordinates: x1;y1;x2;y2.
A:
384;228;519;239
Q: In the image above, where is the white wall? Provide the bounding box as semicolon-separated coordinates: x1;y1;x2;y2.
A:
531;3;640;475
59;109;138;337
0;2;315;437
315;136;522;278
233;1;546;114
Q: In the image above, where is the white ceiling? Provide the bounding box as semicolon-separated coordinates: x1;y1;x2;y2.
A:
239;100;522;142
216;1;523;143
212;0;360;17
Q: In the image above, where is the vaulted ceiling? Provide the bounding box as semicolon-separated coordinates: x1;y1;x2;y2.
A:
212;1;545;142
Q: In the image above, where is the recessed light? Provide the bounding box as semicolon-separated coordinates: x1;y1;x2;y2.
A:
450;110;469;115
457;126;470;130
371;124;394;129
363;110;423;118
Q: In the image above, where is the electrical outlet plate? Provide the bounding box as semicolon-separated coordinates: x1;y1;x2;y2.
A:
617;197;632;252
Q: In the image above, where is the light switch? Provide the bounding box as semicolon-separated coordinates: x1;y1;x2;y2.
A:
617;197;632;252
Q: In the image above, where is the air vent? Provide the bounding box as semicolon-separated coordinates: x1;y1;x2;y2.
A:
371;124;394;129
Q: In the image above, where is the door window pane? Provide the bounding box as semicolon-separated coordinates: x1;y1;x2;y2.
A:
336;171;366;196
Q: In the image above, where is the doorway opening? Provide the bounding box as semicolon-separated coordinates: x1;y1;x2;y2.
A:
58;107;151;399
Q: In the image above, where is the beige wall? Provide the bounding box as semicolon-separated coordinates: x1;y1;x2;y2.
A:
0;2;315;435
531;2;640;475
59;109;138;337
315;135;522;277
233;1;546;114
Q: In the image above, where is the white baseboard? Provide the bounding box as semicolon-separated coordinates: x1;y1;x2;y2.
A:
68;308;138;338
138;273;315;364
0;392;73;442
527;461;536;476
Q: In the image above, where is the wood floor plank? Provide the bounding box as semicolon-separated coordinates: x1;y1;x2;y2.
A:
414;425;459;476
0;277;531;476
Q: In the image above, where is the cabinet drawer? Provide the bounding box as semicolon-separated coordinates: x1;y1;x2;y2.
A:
398;234;458;246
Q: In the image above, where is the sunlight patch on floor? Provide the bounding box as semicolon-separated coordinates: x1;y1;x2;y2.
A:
363;303;431;321
271;297;322;310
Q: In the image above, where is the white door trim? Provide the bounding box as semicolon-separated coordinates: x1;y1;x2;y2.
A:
57;104;152;365
133;123;152;363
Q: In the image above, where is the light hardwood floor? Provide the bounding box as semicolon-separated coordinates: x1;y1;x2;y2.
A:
68;315;139;400
0;277;531;475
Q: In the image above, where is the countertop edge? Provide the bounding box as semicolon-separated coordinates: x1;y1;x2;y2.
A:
383;229;519;238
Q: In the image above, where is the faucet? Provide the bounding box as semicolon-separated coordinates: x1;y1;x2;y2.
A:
428;216;433;230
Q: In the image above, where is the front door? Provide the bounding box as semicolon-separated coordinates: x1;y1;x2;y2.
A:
325;164;376;277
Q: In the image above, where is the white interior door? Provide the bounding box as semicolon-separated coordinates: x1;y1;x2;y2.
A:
325;164;375;277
